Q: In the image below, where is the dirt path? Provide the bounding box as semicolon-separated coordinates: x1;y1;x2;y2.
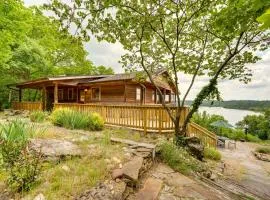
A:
220;141;270;200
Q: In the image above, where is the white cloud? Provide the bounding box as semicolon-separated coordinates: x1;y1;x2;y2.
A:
24;0;270;100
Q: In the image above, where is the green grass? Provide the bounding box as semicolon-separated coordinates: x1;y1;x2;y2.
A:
30;111;48;123
255;146;270;154
8;127;125;199
204;147;221;161
50;108;104;131
159;141;206;175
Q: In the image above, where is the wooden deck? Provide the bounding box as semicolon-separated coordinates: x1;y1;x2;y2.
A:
11;102;217;148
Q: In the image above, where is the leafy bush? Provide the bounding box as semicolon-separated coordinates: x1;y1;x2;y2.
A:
30;111;48;122
204;147;221;161
89;112;104;131
192;111;262;142
255;146;270;154
159;141;206;175
0;120;41;192
50;108;104;131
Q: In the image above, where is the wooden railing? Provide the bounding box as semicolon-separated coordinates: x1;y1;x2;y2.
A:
11;101;43;111
187;122;217;148
54;103;189;133
54;103;217;147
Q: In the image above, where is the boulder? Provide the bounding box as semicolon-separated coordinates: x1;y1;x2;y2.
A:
185;137;204;161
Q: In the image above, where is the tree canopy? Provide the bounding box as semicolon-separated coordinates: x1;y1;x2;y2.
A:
47;0;270;135
0;0;113;108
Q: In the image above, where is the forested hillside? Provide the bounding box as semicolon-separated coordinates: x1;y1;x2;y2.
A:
0;0;113;109
185;100;270;111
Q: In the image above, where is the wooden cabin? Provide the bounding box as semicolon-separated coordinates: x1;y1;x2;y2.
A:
9;70;217;148
11;70;176;111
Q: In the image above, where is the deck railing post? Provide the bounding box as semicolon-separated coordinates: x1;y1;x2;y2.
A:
143;108;147;134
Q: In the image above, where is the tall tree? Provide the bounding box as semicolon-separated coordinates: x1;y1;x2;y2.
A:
47;0;270;137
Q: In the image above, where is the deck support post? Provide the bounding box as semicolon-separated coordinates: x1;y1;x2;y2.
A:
54;83;58;104
18;89;22;102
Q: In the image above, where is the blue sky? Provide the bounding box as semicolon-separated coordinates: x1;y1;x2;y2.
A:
24;0;270;100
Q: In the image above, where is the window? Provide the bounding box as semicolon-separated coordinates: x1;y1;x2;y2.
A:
92;87;100;100
165;94;170;102
58;89;64;100
152;90;155;102
136;87;141;101
68;88;74;100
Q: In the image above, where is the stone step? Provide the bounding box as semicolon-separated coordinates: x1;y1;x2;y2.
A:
122;156;144;183
136;178;163;200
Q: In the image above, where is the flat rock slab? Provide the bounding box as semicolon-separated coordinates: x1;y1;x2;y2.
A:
123;156;144;182
30;139;82;160
111;137;156;149
136;178;163;200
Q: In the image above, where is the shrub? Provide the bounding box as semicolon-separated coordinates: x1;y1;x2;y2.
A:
255;146;270;154
0;120;41;192
159;141;206;175
30;111;48;123
50;108;104;131
89;112;104;131
204;147;221;161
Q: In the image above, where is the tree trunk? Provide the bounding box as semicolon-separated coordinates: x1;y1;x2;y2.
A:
182;78;218;136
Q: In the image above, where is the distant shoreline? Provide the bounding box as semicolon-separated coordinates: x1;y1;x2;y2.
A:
185;100;270;112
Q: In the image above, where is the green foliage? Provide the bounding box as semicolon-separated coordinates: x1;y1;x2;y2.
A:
257;8;270;29
237;110;270;140
89;112;105;131
159;141;206;175
0;120;41;192
50;108;104;131
192;111;227;132
204;148;221;161
0;1;114;109
255;146;270;154
192;111;261;142
30;111;48;123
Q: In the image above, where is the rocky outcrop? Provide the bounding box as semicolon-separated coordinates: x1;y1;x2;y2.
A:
75;181;126;200
30;139;82;161
253;151;270;162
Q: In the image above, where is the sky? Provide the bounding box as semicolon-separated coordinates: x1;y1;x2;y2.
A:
24;0;270;100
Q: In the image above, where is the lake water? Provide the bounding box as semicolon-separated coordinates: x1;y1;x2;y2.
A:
198;106;262;126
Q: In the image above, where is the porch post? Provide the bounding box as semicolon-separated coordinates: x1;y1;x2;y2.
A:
42;86;47;111
19;88;22;102
54;83;58;104
76;87;79;103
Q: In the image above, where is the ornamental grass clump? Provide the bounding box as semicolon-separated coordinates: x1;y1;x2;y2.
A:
0;120;41;192
50;108;104;131
159;141;206;175
30;111;48;123
204;147;221;161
